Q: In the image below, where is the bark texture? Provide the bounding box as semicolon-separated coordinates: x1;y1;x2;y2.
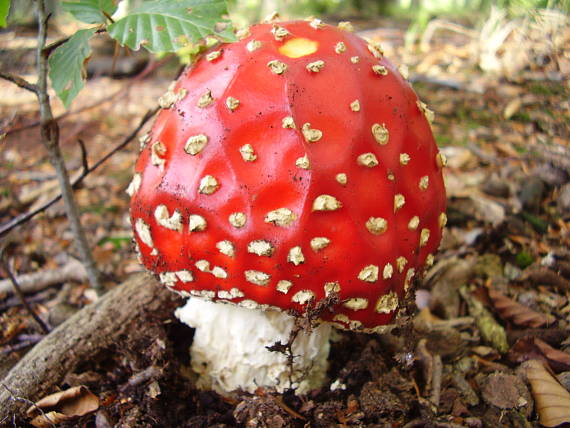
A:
0;273;176;420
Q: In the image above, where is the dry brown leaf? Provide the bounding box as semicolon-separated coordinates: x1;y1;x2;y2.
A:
522;267;570;291
503;98;522;119
26;385;99;428
509;337;570;373
488;287;555;328
525;359;570;427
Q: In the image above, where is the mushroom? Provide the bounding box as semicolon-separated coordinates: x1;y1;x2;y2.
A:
129;19;446;395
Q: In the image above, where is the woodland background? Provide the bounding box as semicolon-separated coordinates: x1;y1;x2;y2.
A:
0;0;569;426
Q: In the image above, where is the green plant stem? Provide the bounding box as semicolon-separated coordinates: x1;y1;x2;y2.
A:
35;0;104;295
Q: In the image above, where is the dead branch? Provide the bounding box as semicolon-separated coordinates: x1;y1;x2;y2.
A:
0;107;159;237
0;71;38;94
0;258;50;334
0;257;87;295
0;273;177;421
5;56;172;137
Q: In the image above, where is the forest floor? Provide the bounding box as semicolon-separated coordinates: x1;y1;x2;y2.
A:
0;14;569;428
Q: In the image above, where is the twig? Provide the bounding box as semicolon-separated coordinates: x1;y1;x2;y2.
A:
5;55;173;137
34;2;104;295
0;71;38;94
1;384;56;428
0;107;158;237
42;27;107;57
1;336;43;355
0;258;50;334
430;354;443;408
77;139;89;173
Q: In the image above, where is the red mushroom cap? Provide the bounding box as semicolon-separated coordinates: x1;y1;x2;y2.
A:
129;20;447;332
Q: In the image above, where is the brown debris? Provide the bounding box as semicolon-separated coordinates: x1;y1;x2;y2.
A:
488;287;555;328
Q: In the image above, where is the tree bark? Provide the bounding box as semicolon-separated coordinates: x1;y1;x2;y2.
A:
0;273;177;421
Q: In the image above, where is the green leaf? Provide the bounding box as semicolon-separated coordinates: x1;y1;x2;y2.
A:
48;28;97;108
0;0;10;28
107;0;235;53
62;0;118;24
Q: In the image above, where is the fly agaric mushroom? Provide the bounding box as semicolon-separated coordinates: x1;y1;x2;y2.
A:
129;19;446;394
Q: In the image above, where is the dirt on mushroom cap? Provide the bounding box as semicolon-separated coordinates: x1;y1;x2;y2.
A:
129;20;446;331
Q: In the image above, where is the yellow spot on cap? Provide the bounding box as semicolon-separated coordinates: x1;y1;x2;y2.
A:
279;37;318;58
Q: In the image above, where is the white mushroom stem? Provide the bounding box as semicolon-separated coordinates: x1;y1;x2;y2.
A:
175;298;332;395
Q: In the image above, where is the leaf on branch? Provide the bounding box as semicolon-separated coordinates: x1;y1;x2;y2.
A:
62;0;118;24
488;287;555;328
48;28;96;108
107;0;235;53
0;0;10;28
524;359;570;427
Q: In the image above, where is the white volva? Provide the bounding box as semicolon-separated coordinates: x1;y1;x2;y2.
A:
175;298;332;394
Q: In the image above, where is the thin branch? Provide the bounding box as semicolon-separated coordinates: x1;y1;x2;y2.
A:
0;258;50;335
5;55;173;137
1;384;56;428
35;1;104;294
0;71;38;94
77;139;89;173
0;107;159;237
42;27;106;57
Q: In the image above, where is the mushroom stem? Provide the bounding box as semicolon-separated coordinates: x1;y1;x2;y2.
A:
175;298;332;395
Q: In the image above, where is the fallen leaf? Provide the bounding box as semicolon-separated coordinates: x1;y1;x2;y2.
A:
509;337;570;372
525;359;570;427
26;385;99;428
479;372;531;410
504;97;522;119
488;287;555;328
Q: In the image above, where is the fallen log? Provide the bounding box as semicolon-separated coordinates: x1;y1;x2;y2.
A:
0;257;87;295
0;273;178;421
